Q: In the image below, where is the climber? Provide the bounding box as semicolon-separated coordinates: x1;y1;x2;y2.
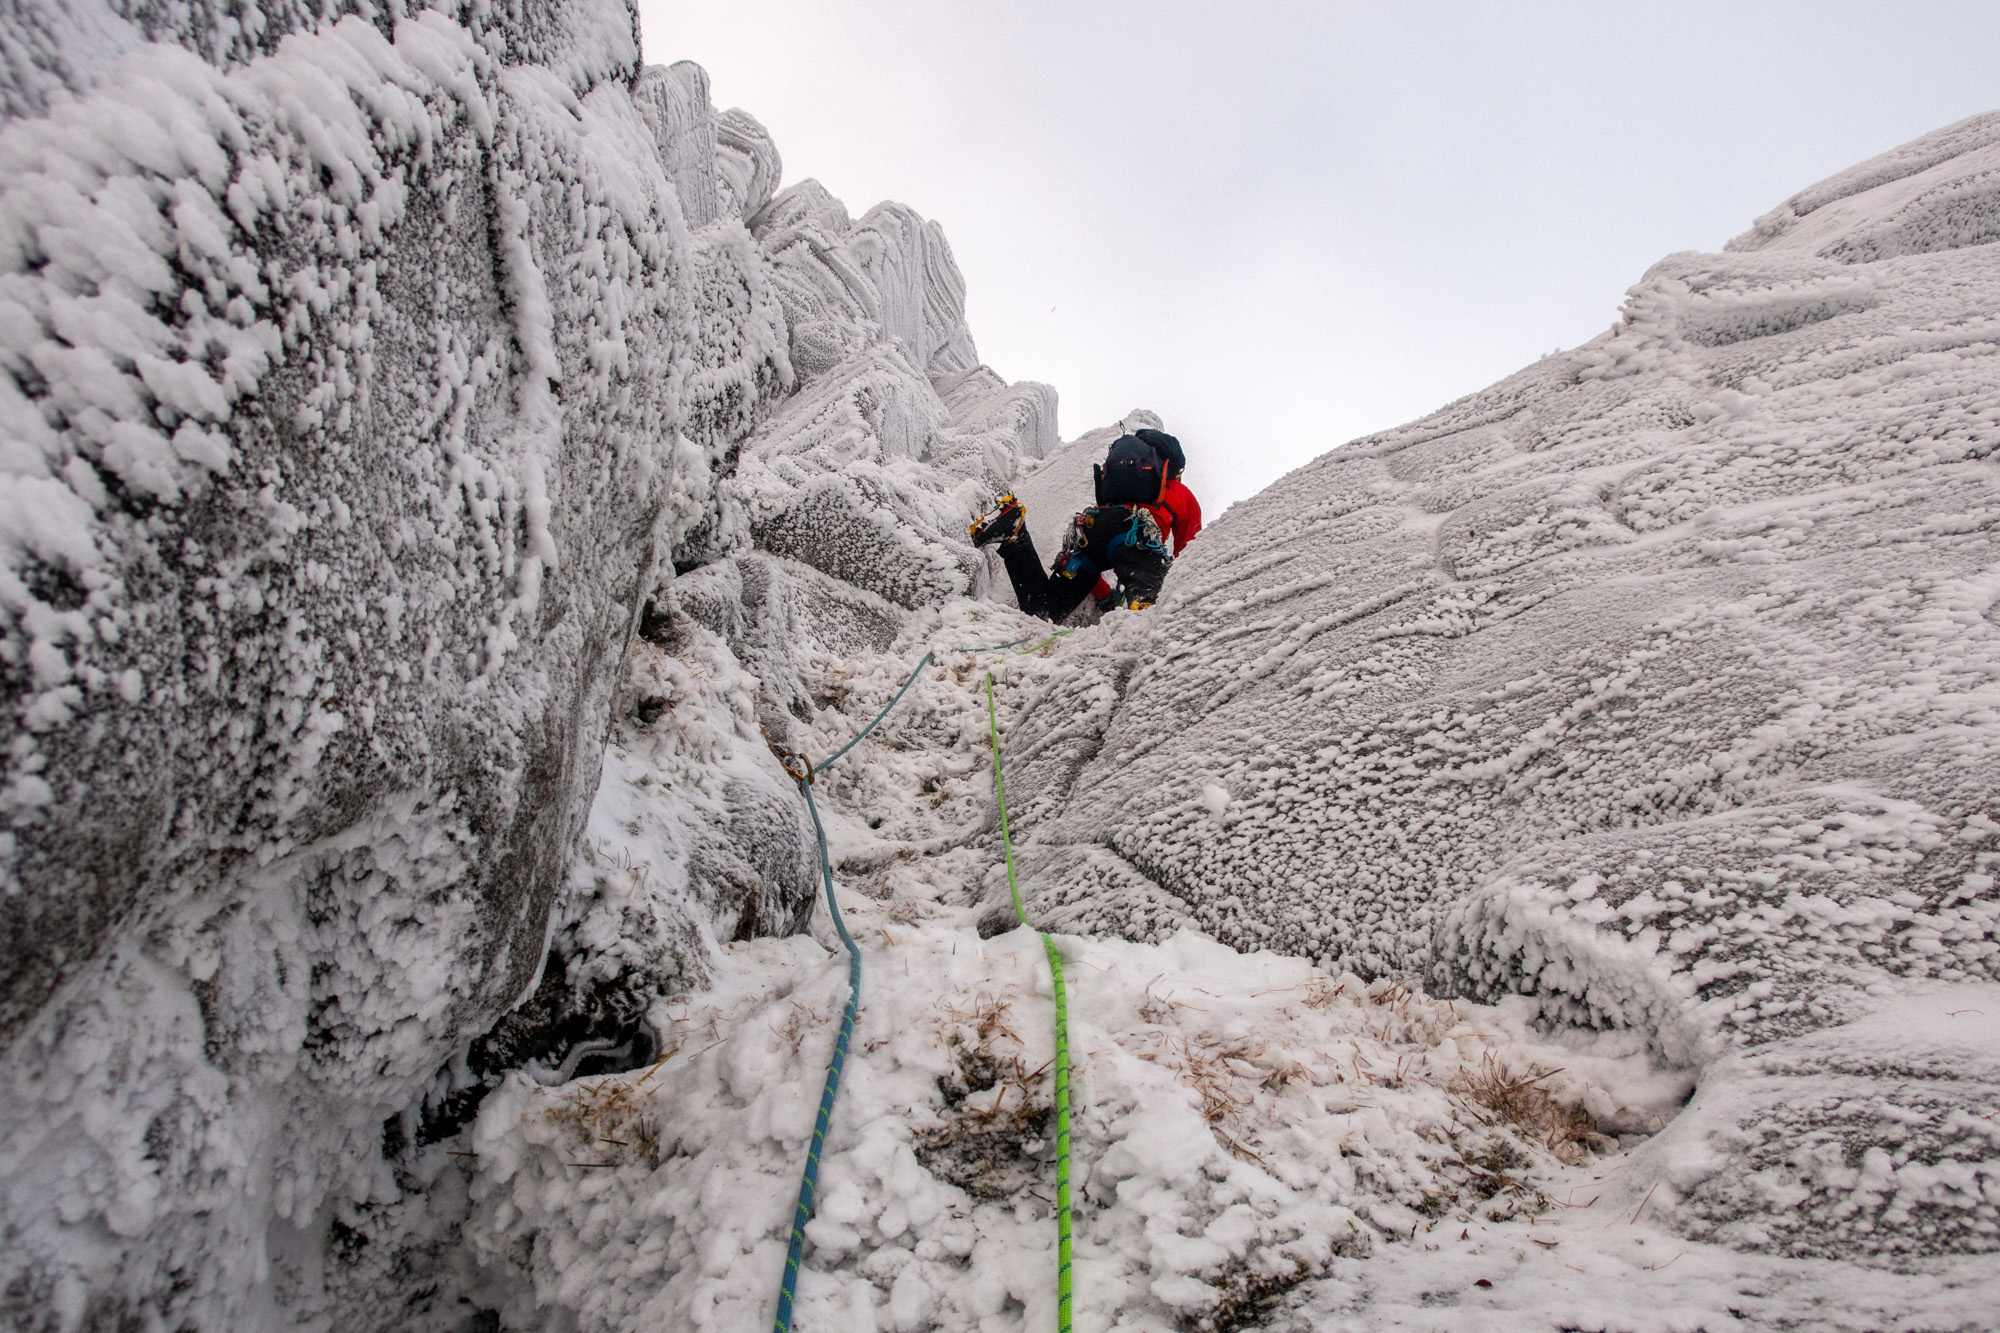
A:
1127;428;1203;553
1090;426;1202;608
969;431;1181;622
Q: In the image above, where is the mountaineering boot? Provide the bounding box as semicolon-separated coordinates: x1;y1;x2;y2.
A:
969;494;1026;547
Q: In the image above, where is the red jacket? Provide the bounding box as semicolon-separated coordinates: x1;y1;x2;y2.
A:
1153;477;1203;556
1093;477;1203;600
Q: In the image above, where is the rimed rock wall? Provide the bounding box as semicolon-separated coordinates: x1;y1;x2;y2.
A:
0;0;1053;1324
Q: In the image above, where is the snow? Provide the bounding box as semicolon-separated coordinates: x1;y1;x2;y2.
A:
0;0;1065;1323
463;751;1690;1332
2;1;1996;1328
447;600;1997;1331
980;104;2000;1312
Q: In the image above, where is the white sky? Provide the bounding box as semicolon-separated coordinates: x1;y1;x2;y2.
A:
634;1;2000;511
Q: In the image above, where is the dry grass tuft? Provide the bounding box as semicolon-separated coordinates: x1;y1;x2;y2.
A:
542;1076;666;1170
772;1001;832;1055
1356;982;1464;1048
1139;973;1207;1025
1447;1051;1596;1164
1130;1028;1279;1166
812;667;855;709
1299;976;1349;1010
1193;1252;1328;1333
913;991;1055;1200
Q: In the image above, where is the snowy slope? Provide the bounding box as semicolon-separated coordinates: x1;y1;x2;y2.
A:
998;113;2000;1275
459;604;1703;1333
444;115;2000;1328
461;598;1997;1333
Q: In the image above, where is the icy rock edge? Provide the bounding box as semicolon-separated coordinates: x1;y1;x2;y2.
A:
0;0;1054;1327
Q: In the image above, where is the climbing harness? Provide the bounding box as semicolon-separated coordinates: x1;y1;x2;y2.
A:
985;673;1075;1333
768;631;1077;1333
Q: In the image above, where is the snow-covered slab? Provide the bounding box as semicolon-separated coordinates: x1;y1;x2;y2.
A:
468;572;1990;1330
997;113;2000;1276
0;0;1056;1324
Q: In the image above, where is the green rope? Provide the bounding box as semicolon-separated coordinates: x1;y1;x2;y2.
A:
958;627;1076;656
985;673;1074;1333
959;632;1037;653
1016;627;1076;656
769;635;1080;1332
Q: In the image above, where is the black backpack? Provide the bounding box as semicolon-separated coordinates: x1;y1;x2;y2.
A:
1134;428;1184;478
1095;434;1166;505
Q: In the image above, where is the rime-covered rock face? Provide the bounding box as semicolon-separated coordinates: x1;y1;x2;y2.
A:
0;0;1051;1326
0;6;694;1326
1007;114;2000;1260
20;0;1992;1320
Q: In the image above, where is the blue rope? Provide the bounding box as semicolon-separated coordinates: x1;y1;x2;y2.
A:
814;651;935;774
771;648;935;1332
956;627;1075;656
769;628;1078;1331
957;632;1037;653
771;776;860;1333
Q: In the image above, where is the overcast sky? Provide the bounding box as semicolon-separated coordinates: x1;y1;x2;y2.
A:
634;1;1999;511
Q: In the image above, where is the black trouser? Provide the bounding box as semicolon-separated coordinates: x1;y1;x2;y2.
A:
996;506;1171;623
998;530;1095;622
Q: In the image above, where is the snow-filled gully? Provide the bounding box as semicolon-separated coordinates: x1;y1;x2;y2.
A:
763;635;1077;1333
4;6;1998;1326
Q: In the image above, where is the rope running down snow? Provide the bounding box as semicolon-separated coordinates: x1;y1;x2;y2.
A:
769;650;932;1333
768;631;1076;1333
986;673;1076;1333
770;772;862;1333
812;649;936;773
